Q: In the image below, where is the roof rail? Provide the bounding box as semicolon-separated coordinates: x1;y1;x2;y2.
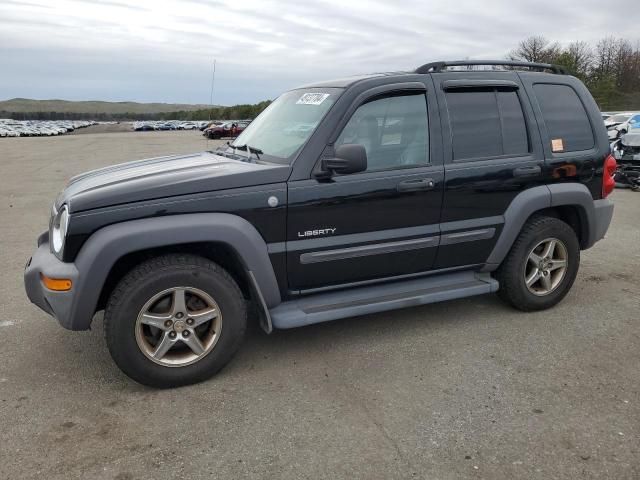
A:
415;60;569;75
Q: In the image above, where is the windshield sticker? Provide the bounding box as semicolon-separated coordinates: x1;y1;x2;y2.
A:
296;93;330;105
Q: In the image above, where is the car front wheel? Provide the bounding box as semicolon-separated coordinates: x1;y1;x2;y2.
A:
104;254;247;388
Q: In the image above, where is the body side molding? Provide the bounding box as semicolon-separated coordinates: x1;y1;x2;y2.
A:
299;236;439;264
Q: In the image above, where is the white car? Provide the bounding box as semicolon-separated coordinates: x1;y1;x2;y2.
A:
606;113;640;140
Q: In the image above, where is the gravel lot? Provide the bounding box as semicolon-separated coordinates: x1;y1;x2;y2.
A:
1;130;638;479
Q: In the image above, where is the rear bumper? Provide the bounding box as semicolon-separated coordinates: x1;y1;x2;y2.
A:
589;198;615;247
24;232;81;330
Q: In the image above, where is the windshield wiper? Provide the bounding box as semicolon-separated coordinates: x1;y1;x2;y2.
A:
232;144;263;160
213;142;244;160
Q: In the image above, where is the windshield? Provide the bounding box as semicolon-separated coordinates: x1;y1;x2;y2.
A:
229;88;342;163
608;114;631;123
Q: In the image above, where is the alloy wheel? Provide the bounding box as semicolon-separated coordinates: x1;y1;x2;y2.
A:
524;238;568;296
135;287;222;367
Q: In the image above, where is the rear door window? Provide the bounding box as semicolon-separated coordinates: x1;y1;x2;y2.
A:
498;90;529;155
445;88;529;161
533;83;595;152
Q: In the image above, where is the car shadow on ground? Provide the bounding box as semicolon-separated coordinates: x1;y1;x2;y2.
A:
26;293;510;391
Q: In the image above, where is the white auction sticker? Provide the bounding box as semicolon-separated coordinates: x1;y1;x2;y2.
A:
296;93;330;105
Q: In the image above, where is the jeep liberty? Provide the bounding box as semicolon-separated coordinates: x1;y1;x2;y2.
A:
25;60;616;387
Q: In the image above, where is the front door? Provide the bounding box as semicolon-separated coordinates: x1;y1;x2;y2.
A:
286;87;444;291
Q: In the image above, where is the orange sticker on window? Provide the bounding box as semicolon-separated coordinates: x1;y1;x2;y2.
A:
551;138;564;152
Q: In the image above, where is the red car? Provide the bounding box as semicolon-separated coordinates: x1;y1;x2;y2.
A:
203;121;246;139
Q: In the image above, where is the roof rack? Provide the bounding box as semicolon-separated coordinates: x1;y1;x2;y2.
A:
415;60;569;75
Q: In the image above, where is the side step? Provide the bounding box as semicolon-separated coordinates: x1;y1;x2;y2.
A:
270;271;499;329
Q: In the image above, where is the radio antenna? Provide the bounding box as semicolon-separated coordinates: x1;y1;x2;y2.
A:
206;58;216;150
209;58;216;120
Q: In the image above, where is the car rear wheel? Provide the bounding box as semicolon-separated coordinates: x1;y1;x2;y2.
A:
496;216;580;311
104;254;247;388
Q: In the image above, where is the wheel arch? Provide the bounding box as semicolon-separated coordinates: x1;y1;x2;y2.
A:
69;213;280;331
483;183;597;271
98;242;274;333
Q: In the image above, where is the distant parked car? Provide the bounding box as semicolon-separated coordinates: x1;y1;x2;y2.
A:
611;132;640;190
178;122;198;130
133;123;155;132
203;121;242;139
200;120;224;131
606;113;639;140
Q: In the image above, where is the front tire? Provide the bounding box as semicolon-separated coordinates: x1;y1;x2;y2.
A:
104;254;247;388
496;216;580;311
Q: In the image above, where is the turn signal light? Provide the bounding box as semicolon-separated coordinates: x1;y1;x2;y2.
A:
40;274;72;291
602;154;617;198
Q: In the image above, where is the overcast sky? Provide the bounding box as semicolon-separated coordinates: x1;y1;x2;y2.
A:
0;0;638;105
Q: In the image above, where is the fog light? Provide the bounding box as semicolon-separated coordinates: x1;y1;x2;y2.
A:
40;274;72;291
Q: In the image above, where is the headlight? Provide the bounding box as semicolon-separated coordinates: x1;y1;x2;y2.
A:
50;205;69;256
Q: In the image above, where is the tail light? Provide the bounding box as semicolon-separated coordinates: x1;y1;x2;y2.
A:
602;154;617;198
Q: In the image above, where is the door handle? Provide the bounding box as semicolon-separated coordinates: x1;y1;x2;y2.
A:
513;166;541;177
397;178;436;192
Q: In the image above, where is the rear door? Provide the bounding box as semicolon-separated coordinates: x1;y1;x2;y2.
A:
432;71;546;269
286;82;444;291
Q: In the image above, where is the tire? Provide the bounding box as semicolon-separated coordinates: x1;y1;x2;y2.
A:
495;216;580;312
104;254;247;388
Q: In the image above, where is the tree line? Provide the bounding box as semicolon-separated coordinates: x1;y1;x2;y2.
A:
169;100;273;121
509;36;640;110
0;100;273;122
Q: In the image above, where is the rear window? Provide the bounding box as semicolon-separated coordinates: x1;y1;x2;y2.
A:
533;83;594;152
445;88;529;161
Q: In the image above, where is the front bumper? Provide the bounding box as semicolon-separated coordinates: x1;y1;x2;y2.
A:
24;231;80;330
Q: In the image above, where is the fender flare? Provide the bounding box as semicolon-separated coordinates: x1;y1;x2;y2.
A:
483;184;598;271
547;183;599;248
69;213;281;330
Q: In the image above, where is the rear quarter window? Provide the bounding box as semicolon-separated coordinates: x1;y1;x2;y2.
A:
533;83;594;152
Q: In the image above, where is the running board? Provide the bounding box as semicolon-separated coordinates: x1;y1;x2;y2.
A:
270;271;499;329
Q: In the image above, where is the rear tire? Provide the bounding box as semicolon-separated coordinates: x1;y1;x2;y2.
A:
104;254;247;388
496;216;580;311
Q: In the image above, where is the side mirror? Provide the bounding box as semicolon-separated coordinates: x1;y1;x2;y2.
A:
321;144;367;176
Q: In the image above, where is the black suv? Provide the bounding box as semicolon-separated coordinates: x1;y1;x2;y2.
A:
25;60;616;387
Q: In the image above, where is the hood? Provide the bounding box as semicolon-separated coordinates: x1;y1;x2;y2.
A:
56;151;290;213
621;132;640;147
